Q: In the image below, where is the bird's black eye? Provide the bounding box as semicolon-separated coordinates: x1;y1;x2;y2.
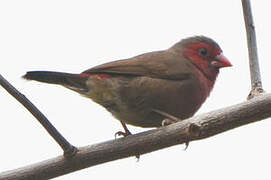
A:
198;48;208;56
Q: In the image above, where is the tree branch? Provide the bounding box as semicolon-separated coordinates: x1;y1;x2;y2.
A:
0;74;77;157
242;0;264;99
1;93;271;180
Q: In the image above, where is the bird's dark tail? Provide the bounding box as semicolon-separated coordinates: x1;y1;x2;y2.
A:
23;71;89;93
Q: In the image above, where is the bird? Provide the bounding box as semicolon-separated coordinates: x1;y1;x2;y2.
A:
23;36;232;137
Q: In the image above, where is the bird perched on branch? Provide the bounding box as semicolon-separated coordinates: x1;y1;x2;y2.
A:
23;36;232;136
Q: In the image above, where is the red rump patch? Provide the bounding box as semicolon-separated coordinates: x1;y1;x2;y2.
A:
79;73;111;79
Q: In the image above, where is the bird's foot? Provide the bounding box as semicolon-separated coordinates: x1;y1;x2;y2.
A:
184;141;189;150
161;118;190;150
114;128;140;160
152;109;180;126
114;130;132;138
162;118;178;126
115;121;133;138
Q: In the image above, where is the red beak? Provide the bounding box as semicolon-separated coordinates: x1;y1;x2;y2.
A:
211;53;232;68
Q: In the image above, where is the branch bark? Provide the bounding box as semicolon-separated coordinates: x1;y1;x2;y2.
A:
1;93;271;180
242;0;264;99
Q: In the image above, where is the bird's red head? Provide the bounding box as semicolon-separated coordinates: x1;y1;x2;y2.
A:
181;36;232;81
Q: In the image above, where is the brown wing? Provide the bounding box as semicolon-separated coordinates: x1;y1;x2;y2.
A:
83;50;193;80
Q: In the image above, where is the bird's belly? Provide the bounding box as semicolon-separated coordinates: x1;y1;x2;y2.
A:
111;76;205;127
85;76;207;128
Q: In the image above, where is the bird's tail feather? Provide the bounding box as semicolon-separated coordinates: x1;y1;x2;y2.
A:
23;71;89;93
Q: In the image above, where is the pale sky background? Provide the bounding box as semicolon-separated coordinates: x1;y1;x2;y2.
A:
1;0;271;179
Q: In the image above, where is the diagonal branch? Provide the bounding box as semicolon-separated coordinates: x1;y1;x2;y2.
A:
0;74;77;157
1;93;271;180
242;0;264;99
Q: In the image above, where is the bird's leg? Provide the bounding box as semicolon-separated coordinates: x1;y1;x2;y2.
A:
114;121;140;159
152;109;189;149
115;121;132;138
161;117;190;150
152;109;181;126
161;118;178;126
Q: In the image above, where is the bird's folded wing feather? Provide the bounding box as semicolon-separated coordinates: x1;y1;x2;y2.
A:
83;50;193;81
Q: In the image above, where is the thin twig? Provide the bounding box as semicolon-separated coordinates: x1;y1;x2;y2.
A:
241;0;264;99
1;93;271;180
0;74;78;157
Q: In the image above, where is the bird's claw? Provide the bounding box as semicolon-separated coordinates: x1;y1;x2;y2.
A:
162;118;178;126
135;154;140;161
114;130;140;159
114;130;132;139
183;141;190;150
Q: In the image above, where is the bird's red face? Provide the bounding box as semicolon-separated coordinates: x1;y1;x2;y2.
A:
183;42;232;80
